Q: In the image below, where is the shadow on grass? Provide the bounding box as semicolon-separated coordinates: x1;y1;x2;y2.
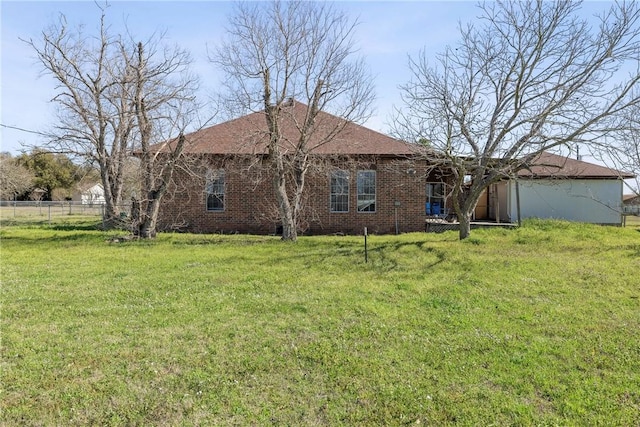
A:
0;219;106;231
169;236;278;246
257;238;449;272
369;241;448;271
627;243;640;258
48;222;107;231
0;221;127;246
0;232;108;247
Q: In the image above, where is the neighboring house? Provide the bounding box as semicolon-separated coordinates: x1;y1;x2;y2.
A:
157;103;448;235
72;183;105;205
623;194;640;215
474;152;634;225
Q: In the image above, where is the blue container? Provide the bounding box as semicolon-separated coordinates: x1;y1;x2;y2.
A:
432;202;441;215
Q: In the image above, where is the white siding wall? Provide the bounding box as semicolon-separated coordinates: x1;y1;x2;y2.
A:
508;179;623;224
74;184;106;205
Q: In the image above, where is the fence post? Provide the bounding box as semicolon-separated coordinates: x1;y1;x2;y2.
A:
364;227;368;263
48;204;52;225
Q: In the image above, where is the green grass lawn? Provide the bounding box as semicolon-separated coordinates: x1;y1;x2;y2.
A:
2;219;639;426
625;214;640;228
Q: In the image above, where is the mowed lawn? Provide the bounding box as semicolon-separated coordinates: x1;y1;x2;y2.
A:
1;219;639;426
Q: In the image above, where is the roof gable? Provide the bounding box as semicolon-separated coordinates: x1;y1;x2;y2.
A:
179;102;417;156
517;152;634;179
75;182;103;193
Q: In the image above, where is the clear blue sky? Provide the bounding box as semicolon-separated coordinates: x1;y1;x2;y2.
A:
1;1;479;155
0;1;616;158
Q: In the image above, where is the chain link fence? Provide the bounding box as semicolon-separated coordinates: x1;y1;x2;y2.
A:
0;201;132;227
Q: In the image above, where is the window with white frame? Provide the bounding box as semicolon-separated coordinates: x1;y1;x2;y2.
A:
330;170;349;212
206;169;225;211
426;182;445;215
357;170;376;212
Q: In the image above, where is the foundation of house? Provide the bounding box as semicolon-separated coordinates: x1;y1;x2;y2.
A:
425;218;517;233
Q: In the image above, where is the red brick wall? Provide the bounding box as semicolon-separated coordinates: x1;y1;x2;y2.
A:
158;155;443;235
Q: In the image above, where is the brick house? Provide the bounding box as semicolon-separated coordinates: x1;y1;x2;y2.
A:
157;103;448;235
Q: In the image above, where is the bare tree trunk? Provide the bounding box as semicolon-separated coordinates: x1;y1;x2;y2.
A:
459;210;472;240
131;132;187;239
99;162;125;228
452;179;485;240
100;175;119;228
131;191;165;239
138;197;161;239
292;153;308;221
272;153;297;241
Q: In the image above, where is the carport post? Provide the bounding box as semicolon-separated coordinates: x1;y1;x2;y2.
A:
515;180;522;227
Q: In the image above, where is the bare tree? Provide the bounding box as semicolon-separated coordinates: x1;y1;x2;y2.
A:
604;99;640;196
394;0;640;239
211;0;374;241
0;153;35;200
24;7;133;226
125;39;200;238
25;4;200;236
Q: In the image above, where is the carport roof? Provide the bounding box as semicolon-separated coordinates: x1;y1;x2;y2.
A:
517;152;635;179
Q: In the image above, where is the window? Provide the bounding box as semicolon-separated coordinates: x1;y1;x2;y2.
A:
330;170;349;212
426;182;445;215
357;170;376;212
206;169;225;211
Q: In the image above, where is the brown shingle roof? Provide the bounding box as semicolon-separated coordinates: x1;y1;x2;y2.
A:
517;152;635;179
179;102;417;156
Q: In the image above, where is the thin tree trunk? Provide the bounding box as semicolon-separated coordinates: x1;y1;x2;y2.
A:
458;210;472;240
273;166;297;241
100;183;120;228
453;180;484;240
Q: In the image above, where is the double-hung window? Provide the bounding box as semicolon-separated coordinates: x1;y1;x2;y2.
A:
330;170;349;212
357;170;376;212
206;169;225;211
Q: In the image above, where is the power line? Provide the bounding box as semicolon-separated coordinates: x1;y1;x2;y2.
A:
0;123;52;137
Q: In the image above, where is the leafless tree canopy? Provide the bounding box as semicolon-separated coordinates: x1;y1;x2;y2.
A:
24;9;131;224
25;4;201;235
394;0;640;239
605;98;640;196
211;0;375;241
0;153;35;200
124;39;200;238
